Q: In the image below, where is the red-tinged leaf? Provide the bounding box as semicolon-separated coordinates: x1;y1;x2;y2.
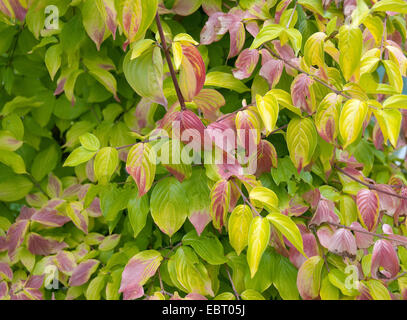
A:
356;189;380;232
189;211;211;237
0;236;7;252
65;202;88;234
119;250;163;300
0;281;7;299
275;0;292;23
0;1;12;17
103;0;118;38
259;49;284;88
235;109;261;156
372;122;384;150
327;228;357;259
272;40;300;75
291;73;315;114
17;206;35;221
315;93;341;144
229;178;241;213
303;188;321;210
193;89;225;121
297;256;324;300
69;259;100;287
54;251;77;275
228;21;245;58
309;198;340;227
232;49;259;80
200;12;225;45
121;0;142;42
169;0;202;16
82;0;106;51
376;184;400;217
206;117;237;153
9;0;26;21
27;233;68;256
256;140;278;177
246;21;259;37
288;229;318;268
179;43;206;102
371;240;400;279
7;219;29;260
25;275;44;289
10;275;44;301
88;198;102;218
282;197;309;217
316;225;335;248
31;207;70;228
126;143;156;197
0;262;12;282
47;173;62;198
184;293;208;300
350;222;374;249
210;179;231;231
202;0;222;16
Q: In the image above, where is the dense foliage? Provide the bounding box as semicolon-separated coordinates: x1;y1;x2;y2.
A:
1;0;407;301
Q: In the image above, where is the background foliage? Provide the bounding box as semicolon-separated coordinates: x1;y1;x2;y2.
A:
1;0;407;300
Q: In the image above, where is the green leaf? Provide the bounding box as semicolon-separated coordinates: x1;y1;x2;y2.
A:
247;216;270;278
183;230;228;265
150;177;189;237
339;99;368;148
64;147;96;167
372;0;407;13
0;150;26;174
31;144;60;181
250;24;283;49
79;133;101;152
267;211;305;256
128;193;150;238
204;72;250;93
228;205;253;256
338;25;362;81
94;147;119;185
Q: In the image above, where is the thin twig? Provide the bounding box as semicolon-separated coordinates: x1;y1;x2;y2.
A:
326;221;407;246
155;14;186;111
25;173;48;197
380;16;388;59
230;179;260;216
334;165;407;201
264;44;352;100
225;265;240;300
286;1;298;28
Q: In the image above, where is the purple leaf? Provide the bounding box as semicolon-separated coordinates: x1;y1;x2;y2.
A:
371;240;400;279
7;219;29;260
27;233;68;256
0;262;13;281
31;207;70;228
310;198;339;227
232;49;259;80
69;259;100;287
327;228;357;259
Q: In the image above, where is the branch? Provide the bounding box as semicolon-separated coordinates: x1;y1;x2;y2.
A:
380;15;388;59
334;165;407;201
326;221;407;246
225;265;240;300
264;44;352;100
155;13;186;111
230;179;260;216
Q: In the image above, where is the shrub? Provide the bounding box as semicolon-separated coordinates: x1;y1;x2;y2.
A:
0;0;407;301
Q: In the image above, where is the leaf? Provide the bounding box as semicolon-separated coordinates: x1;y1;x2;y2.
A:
296;256;324;300
182;230;228;265
339;99;368;148
123;46;167;106
0;150;26;174
31;144;60;182
250;24;284;49
232;49;260;80
45;45;62;81
119;250;162;300
304;32;326;68
179;43;206;102
204;72;250;93
249;186;279;212
383;94;407;109
126;143;156;197
228;205;253;255
0;174;33;202
315;93;341;144
65;202;89;234
82;0;106;50
150;177;189;236
256;92;279;134
119;0;158;43
267;211;305;256
363;279;391;300
240;289;265;300
247;216;270;278
64;147;96;167
79;133;100;152
286;117;318;173
371;0;407;13
86;275;107;300
128;193;150;238
356;189;379;232
373;108;402;148
338;25;362;81
94;147;118;185
209;179;231;231
382;60;403;94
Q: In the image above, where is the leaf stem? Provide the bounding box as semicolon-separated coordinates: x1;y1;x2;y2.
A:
230;179;260;216
155;13;187;111
225;264;240;300
334;164;407;201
